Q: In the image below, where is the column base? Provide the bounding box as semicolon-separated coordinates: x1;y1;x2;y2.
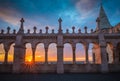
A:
57;64;64;74
101;64;109;73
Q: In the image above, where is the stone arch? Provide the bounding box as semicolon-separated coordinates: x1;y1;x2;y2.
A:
0;43;5;63
25;43;32;63
34;42;45;49
63;43;73;64
48;43;57;64
76;43;85;64
35;43;45;63
106;42;114;64
8;43;15;63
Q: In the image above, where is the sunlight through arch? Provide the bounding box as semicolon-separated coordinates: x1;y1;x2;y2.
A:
76;43;85;64
25;43;32;62
0;43;5;63
35;43;45;63
48;43;57;64
8;43;15;63
64;43;73;64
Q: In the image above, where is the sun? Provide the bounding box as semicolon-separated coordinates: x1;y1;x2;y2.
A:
28;59;32;62
26;58;33;64
38;55;41;58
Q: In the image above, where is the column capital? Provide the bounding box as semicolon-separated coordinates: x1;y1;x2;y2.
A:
57;45;64;48
32;47;36;52
4;44;10;52
72;47;76;50
84;43;89;49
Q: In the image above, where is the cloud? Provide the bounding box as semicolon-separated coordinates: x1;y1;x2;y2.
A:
0;8;21;26
76;0;99;13
75;0;99;19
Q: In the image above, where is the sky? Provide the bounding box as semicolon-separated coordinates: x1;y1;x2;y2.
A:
0;0;120;62
0;0;120;33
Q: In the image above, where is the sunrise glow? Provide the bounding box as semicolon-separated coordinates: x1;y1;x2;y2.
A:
0;43;94;63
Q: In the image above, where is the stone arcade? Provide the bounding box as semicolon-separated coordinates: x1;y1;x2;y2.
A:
0;5;120;74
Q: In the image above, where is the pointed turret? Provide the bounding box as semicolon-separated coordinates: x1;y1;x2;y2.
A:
18;18;24;34
96;5;112;30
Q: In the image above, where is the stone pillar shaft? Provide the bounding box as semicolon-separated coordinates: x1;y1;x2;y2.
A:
45;48;48;64
93;53;95;64
73;47;76;64
32;48;36;63
4;50;9;64
84;45;89;64
57;46;64;74
98;34;108;73
13;45;26;73
114;47;119;64
100;46;108;73
4;46;10;64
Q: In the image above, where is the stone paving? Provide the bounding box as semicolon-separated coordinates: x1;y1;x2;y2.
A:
0;73;120;81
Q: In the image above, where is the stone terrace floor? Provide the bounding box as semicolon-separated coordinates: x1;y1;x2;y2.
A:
0;73;120;81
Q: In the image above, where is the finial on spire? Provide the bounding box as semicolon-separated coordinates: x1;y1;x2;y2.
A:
18;18;25;34
58;18;63;33
20;18;24;23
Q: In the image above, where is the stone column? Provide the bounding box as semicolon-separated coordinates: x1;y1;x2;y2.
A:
57;45;64;74
57;18;64;74
32;48;36;63
4;45;10;64
84;44;89;64
99;34;108;73
113;46;119;64
92;53;95;64
13;45;26;73
72;47;76;64
100;46;108;73
45;47;48;64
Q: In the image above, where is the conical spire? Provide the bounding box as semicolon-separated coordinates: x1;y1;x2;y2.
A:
98;5;112;29
96;4;112;29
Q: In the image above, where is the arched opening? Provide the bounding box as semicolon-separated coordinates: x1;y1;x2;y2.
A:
25;43;32;63
88;43;94;64
48;43;57;64
106;43;114;64
0;43;5;63
8;43;15;63
64;43;73;64
35;43;45;63
92;43;101;64
76;43;85;64
116;42;120;63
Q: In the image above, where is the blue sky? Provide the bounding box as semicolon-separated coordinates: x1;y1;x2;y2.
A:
0;0;120;33
0;0;120;62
